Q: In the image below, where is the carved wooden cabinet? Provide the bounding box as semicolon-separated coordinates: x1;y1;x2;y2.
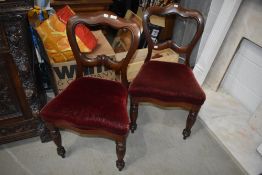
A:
0;0;47;144
51;0;113;15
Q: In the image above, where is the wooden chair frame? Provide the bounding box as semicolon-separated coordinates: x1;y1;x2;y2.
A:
129;4;204;139
43;11;140;171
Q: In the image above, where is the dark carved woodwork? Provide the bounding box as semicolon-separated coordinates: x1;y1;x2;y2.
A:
4;14;43;114
51;0;113;15
182;109;199;139
116;139;126;171
0;0;33;13
0;1;47;144
37;120;52;143
129;97;138;133
46;123;65;158
0;57;21;118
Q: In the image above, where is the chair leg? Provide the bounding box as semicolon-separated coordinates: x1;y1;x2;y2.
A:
46;123;66;158
183;110;199;140
130;97;138;133
116;138;126;171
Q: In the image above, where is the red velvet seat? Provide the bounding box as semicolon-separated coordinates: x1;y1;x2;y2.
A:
40;11;140;171
40;77;129;135
129;4;205;140
129;61;206;105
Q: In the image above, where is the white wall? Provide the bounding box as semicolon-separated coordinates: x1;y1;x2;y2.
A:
196;0;224;62
172;0;212;66
221;39;262;113
193;0;242;85
204;0;262;89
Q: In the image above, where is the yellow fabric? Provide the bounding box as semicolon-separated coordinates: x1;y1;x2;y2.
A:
36;14;90;63
28;6;49;27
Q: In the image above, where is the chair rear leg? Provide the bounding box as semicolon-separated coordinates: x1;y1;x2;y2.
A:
130;97;138;133
116;138;126;171
46;123;66;158
183;109;199;140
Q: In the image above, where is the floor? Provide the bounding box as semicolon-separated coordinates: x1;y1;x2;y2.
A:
200;88;262;175
0;104;244;175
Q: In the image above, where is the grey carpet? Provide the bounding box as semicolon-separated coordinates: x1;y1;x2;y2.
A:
0;104;244;175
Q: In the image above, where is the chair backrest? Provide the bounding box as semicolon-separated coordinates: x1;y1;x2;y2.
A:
66;11;140;88
143;3;204;66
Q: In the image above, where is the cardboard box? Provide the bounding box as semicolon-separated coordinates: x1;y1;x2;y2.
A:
115;48;179;81
51;30;116;93
51;30;179;93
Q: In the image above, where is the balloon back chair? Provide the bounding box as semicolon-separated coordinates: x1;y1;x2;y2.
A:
129;4;205;139
40;11;140;171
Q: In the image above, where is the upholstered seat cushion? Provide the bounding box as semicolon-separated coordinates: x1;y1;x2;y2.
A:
40;77;129;135
129;61;206;105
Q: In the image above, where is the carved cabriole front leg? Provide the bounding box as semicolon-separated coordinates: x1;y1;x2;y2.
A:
183;109;199;140
46;123;66;158
38;119;52;143
130;97;138;133
116;138;126;171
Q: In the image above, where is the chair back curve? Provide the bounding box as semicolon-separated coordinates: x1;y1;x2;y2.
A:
143;3;204;66
66;11;140;87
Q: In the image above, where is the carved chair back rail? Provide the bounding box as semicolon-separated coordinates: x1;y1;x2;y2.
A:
143;4;204;66
67;11;140;87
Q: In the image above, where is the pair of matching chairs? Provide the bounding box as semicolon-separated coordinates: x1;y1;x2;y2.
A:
40;4;205;171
